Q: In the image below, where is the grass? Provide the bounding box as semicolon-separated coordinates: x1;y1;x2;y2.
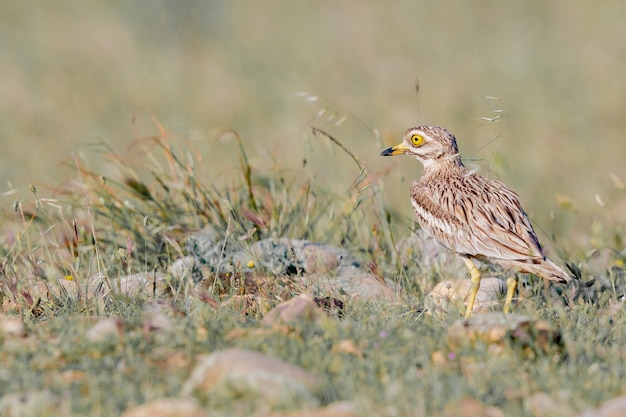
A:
0;118;625;417
3;1;626;244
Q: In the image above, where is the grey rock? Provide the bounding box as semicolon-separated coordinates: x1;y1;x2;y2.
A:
579;395;626;417
121;398;208;417
86;317;122;343
181;348;326;406
261;294;326;325
0;390;68;417
447;313;564;357
0;314;26;339
427;277;506;315
186;229;396;300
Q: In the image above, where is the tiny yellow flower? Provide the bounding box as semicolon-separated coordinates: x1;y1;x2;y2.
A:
247;260;255;268
616;259;624;267
64;275;74;281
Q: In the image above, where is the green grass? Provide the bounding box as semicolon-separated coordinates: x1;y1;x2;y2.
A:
1;3;626;415
0;126;625;416
2;1;626;247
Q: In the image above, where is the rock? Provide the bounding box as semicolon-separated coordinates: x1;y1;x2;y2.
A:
121;398;208;417
187;227;240;275
57;272;169;300
579;395;626;417
181;348;325;406
0;314;26;338
187;231;396;301
250;238;359;276
110;273;169;297
447;313;564;357
0;390;69;417
86;317;123;343
441;396;504;417
331;340;363;358
427;278;506;314
300;244;346;274
586;248;617;275
168;256;200;282
189;229;362;276
302;266;396;300
142;299;183;316
268;401;359;417
262;294;326;325
142;311;174;337
528;392;575;417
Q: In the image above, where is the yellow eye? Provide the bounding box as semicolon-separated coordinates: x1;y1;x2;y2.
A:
410;134;425;146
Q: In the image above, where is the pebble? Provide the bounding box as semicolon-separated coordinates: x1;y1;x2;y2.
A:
188;229;396;301
168;256;199;281
579;395;626;417
121;398;208;417
86;317;123;343
302;267;396;300
57;272;169;300
0;314;26;338
268;401;359;417
0;390;69;417
428;277;506;314
261;294;326;325
447;313;563;357
528;392;575;417
441;396;504;417
181;348;325;406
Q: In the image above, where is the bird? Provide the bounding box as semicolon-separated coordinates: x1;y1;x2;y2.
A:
380;125;570;317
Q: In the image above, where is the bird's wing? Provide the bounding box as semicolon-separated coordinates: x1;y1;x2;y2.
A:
412;176;545;262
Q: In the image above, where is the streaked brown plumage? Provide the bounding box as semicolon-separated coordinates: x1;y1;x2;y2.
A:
381;125;569;317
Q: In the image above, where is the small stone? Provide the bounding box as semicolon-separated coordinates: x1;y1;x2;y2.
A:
113;273;168;297
586;248;615;275
142;299;183;316
430;350;449;366
331;340;363;358
303;268;395;300
528;392;575;417
301;244;342;274
121;398;208;417
261;294;326;326
447;313;563;357
249;238;359;276
86;317;123;343
142;311;174;336
0;314;26;338
168;256;198;281
428;278;506;314
56;272;168;300
268;401;359;417
181;348;325;405
442;397;504;417
579;395;626;417
0;390;68;417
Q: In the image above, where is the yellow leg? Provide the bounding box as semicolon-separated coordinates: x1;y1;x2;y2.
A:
462;258;481;318
503;276;518;314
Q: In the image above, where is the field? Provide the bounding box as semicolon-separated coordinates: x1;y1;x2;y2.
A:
1;2;626;416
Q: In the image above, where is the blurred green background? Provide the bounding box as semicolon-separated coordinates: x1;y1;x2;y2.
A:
1;1;625;249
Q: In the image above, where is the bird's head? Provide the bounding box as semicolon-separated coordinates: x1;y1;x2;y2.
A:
380;126;461;168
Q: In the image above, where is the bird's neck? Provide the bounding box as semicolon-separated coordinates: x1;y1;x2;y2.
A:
421;154;466;176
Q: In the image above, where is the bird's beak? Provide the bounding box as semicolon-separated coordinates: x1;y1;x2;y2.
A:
380;144;409;156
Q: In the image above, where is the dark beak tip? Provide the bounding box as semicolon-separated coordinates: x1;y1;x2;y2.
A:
380;147;393;156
